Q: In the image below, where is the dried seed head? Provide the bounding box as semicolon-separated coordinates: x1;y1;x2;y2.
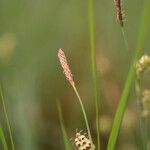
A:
114;0;124;26
74;130;94;150
58;48;75;86
136;55;150;78
142;90;150;118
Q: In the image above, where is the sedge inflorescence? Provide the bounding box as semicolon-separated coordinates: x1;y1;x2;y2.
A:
142;90;150;117
136;55;150;78
58;48;75;86
136;55;150;119
74;130;94;150
114;0;124;26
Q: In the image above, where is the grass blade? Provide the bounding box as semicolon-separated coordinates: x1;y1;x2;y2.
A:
0;122;8;150
107;0;150;149
57;101;71;150
0;84;15;150
88;0;101;149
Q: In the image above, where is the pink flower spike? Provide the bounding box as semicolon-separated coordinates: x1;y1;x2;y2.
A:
58;48;75;86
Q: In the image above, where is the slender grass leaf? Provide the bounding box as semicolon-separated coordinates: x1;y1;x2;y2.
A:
57;101;71;150
88;0;101;149
0;122;8;150
0;84;15;150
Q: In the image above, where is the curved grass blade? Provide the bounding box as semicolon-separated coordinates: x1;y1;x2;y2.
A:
57;101;71;150
0;84;15;150
107;0;150;149
0;123;8;150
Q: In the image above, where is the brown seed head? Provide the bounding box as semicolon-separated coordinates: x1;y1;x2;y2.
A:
114;0;124;26
58;48;75;86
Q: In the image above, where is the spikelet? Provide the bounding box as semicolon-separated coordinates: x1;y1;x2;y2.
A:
58;48;75;86
136;55;150;78
142;90;150;118
74;130;94;150
114;0;124;26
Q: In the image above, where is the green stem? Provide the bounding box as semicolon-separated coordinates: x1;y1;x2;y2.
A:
0;85;15;150
107;0;150;149
72;85;94;149
107;64;136;150
121;27;129;51
57;101;71;150
88;0;101;149
0;122;8;150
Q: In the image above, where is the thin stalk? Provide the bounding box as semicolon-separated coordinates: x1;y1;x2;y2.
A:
57;101;71;150
135;79;148;150
88;0;101;149
121;27;129;51
0;122;8;150
107;0;150;149
0;85;15;150
58;48;94;148
72;85;94;149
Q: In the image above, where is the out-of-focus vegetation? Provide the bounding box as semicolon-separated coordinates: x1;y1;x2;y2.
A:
0;0;150;150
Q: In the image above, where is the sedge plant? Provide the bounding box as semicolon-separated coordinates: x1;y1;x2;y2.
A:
58;48;95;149
108;0;150;149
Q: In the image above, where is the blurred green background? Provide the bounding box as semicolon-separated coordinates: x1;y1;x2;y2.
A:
0;0;150;149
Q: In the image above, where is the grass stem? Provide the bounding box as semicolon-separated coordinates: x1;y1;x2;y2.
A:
121;27;129;51
88;0;101;149
57;101;71;150
72;85;94;149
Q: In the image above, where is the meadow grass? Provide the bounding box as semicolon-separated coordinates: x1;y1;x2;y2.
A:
58;0;150;149
107;0;150;149
0;122;8;150
1;1;150;150
0;84;15;150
